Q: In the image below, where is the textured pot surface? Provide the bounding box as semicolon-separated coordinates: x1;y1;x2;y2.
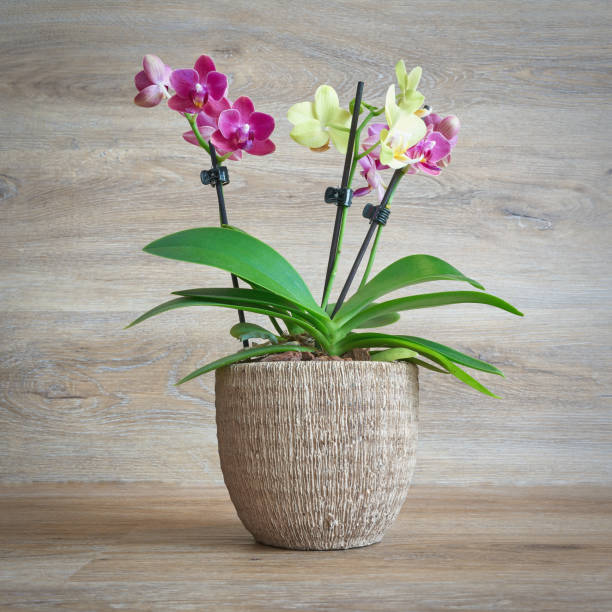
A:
215;361;419;550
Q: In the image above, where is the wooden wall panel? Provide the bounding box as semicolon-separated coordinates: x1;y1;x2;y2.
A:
0;0;610;486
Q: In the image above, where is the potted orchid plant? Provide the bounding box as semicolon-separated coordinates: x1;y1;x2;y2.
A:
128;54;523;550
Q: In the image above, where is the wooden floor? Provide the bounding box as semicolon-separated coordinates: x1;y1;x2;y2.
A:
0;484;612;612
1;483;610;611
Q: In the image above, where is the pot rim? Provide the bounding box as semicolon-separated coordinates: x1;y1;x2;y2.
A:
218;360;417;371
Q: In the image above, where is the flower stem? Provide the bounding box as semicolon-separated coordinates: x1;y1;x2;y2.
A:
185;113;210;154
357;176;402;289
321;207;348;310
321;106;378;311
359;224;383;288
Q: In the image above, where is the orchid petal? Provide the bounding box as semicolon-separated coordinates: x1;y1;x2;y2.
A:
385;85;399;127
287;101;316;124
134;84;163;108
328;125;350;154
218;109;242;139
395;60;408;91
183;130;199;146
232;96;255;123
394;113;427;148
167;95;193;113
438;115;461;142
290;121;329;148
196;111;218;130
134;70;151;91
405;66;422;91
211;130;237;152
249;112;275;140
314;85;341;125
354;186;371;197
418;161;442;175
206;71;228;100
247;139;275;156
194;55;216;79
143;54;167;85
183;125;215;145
170;69;198;98
399;91;425;114
204;97;231;118
427;132;452;164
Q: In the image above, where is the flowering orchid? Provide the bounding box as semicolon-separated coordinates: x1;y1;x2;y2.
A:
134;55;172;107
354;154;387;202
287;86;352;153
395;61;425;113
404;114;460;175
210;96;275;157
129;55;523;400
168;55;228;114
379;85;427;169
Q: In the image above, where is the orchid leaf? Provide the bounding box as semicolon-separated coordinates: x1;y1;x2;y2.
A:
125;296;330;350
338;332;499;397
341;291;523;333
335;255;485;324
230;322;279;344
176;345;316;385
143;227;323;316
400;336;504;376
355;312;401;328
405;358;450;374
370;348;417;362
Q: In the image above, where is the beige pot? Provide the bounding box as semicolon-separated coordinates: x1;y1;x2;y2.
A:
215;360;419;550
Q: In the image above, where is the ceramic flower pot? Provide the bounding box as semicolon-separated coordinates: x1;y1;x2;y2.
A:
215;360;419;550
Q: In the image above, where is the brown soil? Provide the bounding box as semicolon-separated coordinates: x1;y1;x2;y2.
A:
259;348;371;363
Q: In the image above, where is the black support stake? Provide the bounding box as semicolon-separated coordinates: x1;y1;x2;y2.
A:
321;81;365;303
205;142;248;348
330;168;401;319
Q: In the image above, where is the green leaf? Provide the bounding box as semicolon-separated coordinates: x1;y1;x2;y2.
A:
340;291;523;333
230;322;279;344
125;297;212;329
405;358;450;374
176;345;315;385
334;255;485;324
143;227;323;316
125;295;330;351
400;336;504;376
338;332;499;397
173;287;318;323
371;348;418;362
355;312;401;329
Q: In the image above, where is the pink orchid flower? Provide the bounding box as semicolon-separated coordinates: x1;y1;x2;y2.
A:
354;155;387;202
181;98;241;161
211;96;275;157
168;55;228;114
134;54;172;108
405;114;460;175
361;123;387;161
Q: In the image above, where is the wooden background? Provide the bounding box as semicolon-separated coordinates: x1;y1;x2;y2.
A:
0;1;611;609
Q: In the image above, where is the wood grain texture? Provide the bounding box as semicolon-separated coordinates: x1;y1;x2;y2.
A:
0;483;611;611
0;0;611;592
1;0;610;487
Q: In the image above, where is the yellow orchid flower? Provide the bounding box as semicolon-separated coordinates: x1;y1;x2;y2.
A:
287;85;352;153
395;61;425;113
379;85;427;169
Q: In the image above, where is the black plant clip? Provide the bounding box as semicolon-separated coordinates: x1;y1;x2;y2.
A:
362;203;391;225
324;186;353;208
200;166;229;187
